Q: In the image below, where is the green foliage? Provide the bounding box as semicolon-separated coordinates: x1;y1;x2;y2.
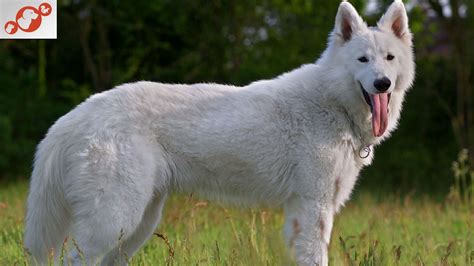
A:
0;115;14;171
448;149;474;207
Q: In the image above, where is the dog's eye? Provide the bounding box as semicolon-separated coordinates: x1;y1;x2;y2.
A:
387;54;395;61
358;56;368;63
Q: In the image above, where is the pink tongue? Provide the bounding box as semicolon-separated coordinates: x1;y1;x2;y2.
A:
370;93;389;137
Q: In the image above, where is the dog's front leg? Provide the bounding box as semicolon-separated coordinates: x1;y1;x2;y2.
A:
284;195;334;266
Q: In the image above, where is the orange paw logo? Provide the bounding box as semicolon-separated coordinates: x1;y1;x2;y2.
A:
4;2;52;35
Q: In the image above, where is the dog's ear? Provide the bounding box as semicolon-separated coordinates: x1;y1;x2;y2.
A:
378;0;411;44
334;1;366;42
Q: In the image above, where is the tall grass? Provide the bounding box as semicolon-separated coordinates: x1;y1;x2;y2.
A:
448;149;474;208
1;167;473;265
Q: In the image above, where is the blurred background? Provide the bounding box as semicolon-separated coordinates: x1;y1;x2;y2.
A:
0;0;473;197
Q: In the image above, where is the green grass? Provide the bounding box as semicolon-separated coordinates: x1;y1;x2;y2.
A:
1;181;473;265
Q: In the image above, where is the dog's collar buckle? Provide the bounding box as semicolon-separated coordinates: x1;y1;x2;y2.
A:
359;145;372;159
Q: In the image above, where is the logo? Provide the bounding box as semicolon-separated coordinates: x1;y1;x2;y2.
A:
0;0;56;39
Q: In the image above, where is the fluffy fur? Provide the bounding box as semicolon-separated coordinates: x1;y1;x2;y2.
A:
24;1;414;265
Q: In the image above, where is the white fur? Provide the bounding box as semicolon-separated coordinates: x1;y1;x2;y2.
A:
24;1;414;265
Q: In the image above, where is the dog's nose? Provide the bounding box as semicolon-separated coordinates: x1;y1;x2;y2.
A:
373;77;391;92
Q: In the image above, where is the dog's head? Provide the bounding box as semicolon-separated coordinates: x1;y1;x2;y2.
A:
330;0;414;137
22;8;39;20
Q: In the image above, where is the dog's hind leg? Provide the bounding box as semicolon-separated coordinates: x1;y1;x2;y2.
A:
100;192;168;265
64;136;169;265
66;179;157;266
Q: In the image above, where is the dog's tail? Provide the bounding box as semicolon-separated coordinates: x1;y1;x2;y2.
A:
24;136;70;265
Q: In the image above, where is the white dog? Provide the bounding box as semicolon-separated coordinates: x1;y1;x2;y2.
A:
18;8;38;30
24;1;414;265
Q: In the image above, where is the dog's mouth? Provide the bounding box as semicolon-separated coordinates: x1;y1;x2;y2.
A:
359;83;391;137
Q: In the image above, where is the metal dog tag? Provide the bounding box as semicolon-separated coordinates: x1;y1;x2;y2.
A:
359;145;372;159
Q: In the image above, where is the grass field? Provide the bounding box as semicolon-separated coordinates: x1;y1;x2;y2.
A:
1;180;473;265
